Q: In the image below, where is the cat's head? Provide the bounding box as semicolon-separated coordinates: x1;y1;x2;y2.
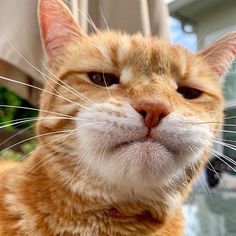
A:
37;0;234;202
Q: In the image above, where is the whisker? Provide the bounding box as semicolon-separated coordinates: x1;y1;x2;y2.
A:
198;173;212;197
0;129;73;157
205;160;221;175
43;64;97;106
212;129;236;134
99;7;110;31
1;121;105;162
193;121;236;127
26;131;77;173
102;70;112;100
0;116;96;130
100;135;111;163
218;152;236;167
31;122;108;181
206;159;226;190
63;0;99;33
0;120;106;156
0;75;91;111
214;137;236;143
211;149;236;172
0;117;37;127
0;124;35;149
1;34;70;95
2;33;97;109
213;140;236;156
66;149;88;188
225;115;236;120
0;105;73;118
0;118;38;130
195;33;236;69
81;130;110;183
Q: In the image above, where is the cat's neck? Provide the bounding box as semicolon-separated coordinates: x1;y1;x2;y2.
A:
1;148;183;235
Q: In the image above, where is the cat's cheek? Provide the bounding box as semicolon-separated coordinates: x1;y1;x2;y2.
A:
74;106;214;193
75;103;147;150
153;113;214;160
75;141;175;191
98;141;175;186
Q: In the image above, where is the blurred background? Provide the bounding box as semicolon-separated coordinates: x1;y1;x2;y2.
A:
0;1;236;235
168;1;236;235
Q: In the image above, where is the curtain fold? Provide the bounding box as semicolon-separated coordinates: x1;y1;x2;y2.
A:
0;0;170;99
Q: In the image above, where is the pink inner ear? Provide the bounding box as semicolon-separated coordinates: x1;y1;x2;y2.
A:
39;0;82;58
198;32;236;77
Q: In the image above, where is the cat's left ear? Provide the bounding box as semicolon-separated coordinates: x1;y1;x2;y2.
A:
198;32;236;77
38;0;86;61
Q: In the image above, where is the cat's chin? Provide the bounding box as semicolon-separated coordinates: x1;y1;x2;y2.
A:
112;136;181;157
109;138;176;184
112;137;159;151
105;138;186;182
77;136;197;196
76;106;213;195
111;138;175;168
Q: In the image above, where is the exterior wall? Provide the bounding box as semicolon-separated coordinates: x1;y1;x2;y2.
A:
195;0;236;49
192;0;236;159
0;60;42;107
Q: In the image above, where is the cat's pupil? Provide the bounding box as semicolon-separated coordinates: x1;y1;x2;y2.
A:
177;86;202;99
92;74;103;84
88;72;119;87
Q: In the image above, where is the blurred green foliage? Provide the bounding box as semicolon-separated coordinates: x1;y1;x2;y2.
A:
0;85;38;161
0;140;36;161
0;85;38;130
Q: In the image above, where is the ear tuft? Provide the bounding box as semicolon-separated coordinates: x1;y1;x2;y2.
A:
39;0;84;59
198;32;236;77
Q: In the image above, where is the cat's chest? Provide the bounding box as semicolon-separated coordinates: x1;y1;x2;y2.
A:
45;214;152;236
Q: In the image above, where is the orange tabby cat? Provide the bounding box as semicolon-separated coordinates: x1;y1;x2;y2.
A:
0;0;235;235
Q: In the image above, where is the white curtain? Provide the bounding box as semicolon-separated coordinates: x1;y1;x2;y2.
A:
0;0;169;104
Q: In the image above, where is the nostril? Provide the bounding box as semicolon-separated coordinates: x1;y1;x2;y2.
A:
132;99;170;129
139;110;147;119
159;113;166;121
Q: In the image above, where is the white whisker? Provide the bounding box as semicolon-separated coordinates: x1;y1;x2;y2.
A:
211;149;236;169
0;105;73;118
0;75;91;111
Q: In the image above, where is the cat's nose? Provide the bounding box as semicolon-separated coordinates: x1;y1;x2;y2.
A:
133;100;170;129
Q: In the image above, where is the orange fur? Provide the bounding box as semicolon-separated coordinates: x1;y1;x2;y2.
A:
0;0;235;235
0;160;17;176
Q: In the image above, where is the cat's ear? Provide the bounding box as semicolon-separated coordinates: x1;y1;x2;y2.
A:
38;0;85;59
198;32;236;77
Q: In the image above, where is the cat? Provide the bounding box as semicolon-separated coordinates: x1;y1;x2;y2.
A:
0;0;235;235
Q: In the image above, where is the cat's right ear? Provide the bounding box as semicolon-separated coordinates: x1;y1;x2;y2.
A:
198;32;236;77
38;0;86;62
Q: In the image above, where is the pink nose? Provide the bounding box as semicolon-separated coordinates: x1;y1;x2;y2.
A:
133;100;170;129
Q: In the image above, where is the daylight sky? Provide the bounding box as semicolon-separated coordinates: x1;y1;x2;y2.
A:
164;0;197;52
169;17;197;52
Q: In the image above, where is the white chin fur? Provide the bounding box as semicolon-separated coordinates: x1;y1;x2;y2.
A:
76;103;213;195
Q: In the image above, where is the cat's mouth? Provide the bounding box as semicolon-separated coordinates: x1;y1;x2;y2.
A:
113;137;157;151
112;133;180;156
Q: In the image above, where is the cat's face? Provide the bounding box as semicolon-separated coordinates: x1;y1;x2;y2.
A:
37;0;234;200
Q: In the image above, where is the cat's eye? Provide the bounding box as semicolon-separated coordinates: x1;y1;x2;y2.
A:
177;86;202;99
87;72;119;87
